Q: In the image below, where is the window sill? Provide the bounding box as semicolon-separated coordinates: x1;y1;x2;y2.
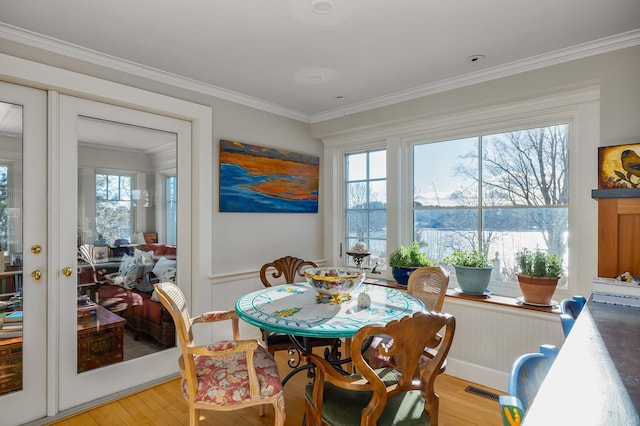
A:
445;289;560;314
365;278;561;315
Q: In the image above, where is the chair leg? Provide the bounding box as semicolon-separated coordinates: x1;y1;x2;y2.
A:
274;392;286;426
189;407;200;426
344;337;353;373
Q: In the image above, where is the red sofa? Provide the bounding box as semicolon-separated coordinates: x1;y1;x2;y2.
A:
97;283;175;347
94;244;177;347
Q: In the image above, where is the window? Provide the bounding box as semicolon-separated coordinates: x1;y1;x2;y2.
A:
165;175;177;245
413;125;569;294
328;88;597;297
0;166;8;252
95;173;133;244
344;150;387;270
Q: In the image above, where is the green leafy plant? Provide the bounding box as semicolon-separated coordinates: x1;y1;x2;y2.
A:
389;242;437;268
516;248;563;277
442;249;491;268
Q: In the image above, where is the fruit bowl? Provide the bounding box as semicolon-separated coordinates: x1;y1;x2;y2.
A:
303;267;365;298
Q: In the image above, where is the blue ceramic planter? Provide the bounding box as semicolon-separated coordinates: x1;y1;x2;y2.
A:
454;265;493;295
391;266;417;286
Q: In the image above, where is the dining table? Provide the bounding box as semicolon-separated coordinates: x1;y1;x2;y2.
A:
235;282;425;384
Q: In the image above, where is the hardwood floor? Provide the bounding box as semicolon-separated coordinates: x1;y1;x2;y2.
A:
47;349;503;426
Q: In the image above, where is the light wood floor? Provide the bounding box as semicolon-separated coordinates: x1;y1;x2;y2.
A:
47;350;503;426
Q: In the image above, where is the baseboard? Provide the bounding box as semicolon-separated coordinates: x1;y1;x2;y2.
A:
445;357;509;393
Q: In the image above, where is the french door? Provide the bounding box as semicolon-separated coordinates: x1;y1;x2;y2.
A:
0;49;210;420
0;81;48;424
56;94;190;409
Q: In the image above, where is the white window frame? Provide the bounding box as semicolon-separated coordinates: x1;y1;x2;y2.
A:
323;87;600;300
343;149;388;270
94;170;135;243
408;123;570;297
163;172;177;245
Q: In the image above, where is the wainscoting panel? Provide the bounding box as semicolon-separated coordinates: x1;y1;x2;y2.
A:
442;297;565;391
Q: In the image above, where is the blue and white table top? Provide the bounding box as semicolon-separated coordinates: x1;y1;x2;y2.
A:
235;283;425;338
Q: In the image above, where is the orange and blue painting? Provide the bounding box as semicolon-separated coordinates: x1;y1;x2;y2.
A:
219;140;319;212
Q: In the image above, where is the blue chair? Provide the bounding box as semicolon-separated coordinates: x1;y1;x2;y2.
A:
559;295;586;337
499;344;559;426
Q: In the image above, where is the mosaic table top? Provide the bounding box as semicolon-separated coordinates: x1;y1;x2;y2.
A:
235;283;425;338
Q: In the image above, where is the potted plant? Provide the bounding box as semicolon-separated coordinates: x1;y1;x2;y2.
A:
442;249;493;295
389;242;437;285
515;248;563;305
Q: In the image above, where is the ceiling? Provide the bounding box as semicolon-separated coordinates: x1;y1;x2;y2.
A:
0;0;639;123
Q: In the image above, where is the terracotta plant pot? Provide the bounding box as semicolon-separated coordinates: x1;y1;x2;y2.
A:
517;274;560;305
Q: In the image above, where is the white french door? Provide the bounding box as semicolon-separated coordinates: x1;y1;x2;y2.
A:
56;95;191;410
0;82;48;424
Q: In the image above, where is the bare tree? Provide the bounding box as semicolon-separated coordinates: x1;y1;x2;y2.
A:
455;125;568;260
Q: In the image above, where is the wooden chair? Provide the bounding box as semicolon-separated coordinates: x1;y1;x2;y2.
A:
363;266;449;371
499;344;559;426
559;295;586;337
154;282;285;426
259;256;339;356
304;311;456;426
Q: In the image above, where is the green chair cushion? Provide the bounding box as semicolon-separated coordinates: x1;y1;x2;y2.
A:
304;368;431;426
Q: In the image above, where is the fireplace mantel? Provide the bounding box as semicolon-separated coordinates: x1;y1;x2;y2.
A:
591;188;640;199
592;193;640;278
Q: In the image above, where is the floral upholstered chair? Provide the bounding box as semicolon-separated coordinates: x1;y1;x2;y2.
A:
154;281;285;426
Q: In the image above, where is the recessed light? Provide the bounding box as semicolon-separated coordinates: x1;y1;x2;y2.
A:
294;67;338;85
466;55;486;63
311;0;333;14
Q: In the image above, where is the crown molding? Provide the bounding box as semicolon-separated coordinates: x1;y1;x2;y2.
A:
1;23;638;124
0;23;310;123
309;29;640;123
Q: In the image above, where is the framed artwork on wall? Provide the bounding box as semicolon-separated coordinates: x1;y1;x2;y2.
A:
598;143;640;189
219;139;319;213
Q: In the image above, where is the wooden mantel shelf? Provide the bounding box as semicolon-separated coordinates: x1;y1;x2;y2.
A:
591;188;640;199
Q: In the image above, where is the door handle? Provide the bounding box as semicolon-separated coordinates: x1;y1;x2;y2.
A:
31;270;42;280
61;266;73;277
31;244;42;254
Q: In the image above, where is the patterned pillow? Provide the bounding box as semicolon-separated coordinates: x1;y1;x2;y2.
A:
114;254;139;289
134;248;154;265
134;248;155;280
152;257;177;283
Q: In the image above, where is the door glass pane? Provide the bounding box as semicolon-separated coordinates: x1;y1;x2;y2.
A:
0;101;23;394
76;117;177;372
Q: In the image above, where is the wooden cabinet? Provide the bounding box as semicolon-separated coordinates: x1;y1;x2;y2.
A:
0;337;22;394
596;197;640;277
77;305;125;373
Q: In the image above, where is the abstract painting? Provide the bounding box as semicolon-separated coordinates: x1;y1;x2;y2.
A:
598;143;640;189
219;139;319;212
